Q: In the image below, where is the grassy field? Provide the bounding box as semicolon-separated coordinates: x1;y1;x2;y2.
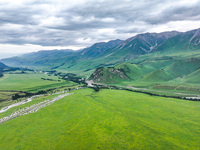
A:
112;80;200;97
0;88;199;150
0;73;75;92
0;73;78;102
0;93;62;118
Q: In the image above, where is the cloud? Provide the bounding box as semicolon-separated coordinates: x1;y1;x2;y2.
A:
0;0;200;53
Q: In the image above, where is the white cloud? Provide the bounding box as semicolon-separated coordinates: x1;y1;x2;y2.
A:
0;44;84;54
39;16;66;27
148;20;200;33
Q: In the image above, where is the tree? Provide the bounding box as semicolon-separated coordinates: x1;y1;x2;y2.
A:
12;94;20;100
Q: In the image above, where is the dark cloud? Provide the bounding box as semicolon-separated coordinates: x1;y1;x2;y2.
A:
0;0;200;50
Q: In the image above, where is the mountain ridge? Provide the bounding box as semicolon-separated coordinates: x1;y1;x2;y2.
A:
1;28;200;75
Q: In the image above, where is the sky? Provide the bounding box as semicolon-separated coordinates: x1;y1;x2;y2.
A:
0;0;200;56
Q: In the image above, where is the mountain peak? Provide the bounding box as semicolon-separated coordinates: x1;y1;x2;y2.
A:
113;31;180;55
80;39;123;58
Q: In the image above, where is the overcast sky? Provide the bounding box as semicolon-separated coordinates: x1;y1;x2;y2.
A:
0;0;200;55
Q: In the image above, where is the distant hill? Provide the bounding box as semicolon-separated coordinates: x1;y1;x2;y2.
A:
1;50;78;69
0;40;123;70
89;63;151;83
0;62;9;77
0;62;8;70
89;67;130;83
89;57;200;84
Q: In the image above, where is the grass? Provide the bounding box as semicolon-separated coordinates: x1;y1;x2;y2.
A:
113;80;200;96
0;88;199;150
0;72;79;105
0;93;62;119
0;73;75;92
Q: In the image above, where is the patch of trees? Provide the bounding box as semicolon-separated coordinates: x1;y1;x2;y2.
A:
12;94;21;100
11;85;81;100
51;63;65;69
90;84;200;101
83;69;92;72
58;73;87;85
95;63;117;68
89;86;100;92
12;90;48;100
41;78;58;81
44;70;56;74
0;72;3;78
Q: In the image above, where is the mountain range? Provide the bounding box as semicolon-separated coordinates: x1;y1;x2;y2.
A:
1;28;200;84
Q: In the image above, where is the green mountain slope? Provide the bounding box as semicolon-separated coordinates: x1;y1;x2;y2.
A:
89;56;200;85
89;67;130;83
155;28;200;53
142;69;172;82
182;68;200;83
164;58;200;78
114;63;153;80
101;31;179;58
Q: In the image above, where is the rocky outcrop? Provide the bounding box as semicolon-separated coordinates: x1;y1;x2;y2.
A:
89;67;130;83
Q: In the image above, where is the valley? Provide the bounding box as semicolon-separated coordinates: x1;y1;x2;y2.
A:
0;28;200;150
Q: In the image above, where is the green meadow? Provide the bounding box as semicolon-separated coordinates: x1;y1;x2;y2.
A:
0;73;78;103
0;88;199;150
0;73;74;92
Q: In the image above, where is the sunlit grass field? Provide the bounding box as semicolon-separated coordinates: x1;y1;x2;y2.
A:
0;88;199;150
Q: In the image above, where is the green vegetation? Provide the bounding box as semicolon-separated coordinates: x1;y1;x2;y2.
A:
89;67;130;83
0;28;200;150
142;69;172;82
89;57;200;95
0;89;199;149
0;72;79;104
182;68;200;83
0;93;61;119
0;73;74;92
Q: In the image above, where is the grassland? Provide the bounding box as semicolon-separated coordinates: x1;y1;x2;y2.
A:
0;72;79;103
0;88;199;150
113;80;200;97
0;93;62;119
0;73;75;92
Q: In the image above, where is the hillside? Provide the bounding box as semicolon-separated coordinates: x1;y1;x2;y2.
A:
155;28;200;53
89;67;130;83
89;57;200;95
182;68;200;83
